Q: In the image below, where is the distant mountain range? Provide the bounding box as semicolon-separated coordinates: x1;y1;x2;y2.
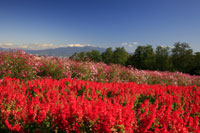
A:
0;46;106;57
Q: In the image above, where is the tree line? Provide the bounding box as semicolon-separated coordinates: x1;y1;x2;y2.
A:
69;42;200;75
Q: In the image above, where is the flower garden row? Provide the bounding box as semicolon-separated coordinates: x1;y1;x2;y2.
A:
0;50;200;86
0;77;199;132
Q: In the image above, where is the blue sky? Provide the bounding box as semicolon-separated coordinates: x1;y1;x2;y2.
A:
0;0;200;52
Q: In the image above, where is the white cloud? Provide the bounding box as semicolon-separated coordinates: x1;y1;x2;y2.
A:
5;43;13;46
128;44;133;47
0;42;22;49
0;43;93;50
26;43;58;50
132;42;139;45
121;41;138;47
158;45;174;49
65;43;92;47
168;45;174;49
122;42;128;46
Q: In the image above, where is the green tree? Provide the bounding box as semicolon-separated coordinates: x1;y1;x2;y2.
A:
69;52;87;61
101;47;113;64
112;47;128;65
125;54;133;67
155;46;172;71
132;45;155;70
86;50;102;62
171;42;194;73
192;52;200;75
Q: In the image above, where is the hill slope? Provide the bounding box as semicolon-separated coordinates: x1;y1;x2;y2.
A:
0;46;106;57
25;46;106;57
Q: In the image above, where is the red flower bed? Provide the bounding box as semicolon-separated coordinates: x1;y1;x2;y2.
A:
0;77;199;132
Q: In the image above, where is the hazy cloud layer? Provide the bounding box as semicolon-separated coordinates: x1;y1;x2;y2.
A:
0;43;92;50
122;42;138;47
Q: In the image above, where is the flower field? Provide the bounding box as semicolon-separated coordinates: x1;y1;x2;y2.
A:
0;50;200;86
0;77;199;132
0;50;199;132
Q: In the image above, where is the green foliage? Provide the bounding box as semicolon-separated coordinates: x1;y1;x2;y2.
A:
69;42;200;76
155;46;172;71
112;47;129;65
86;50;102;62
134;94;156;109
79;120;95;133
101;47;113;64
70;50;102;62
37;59;64;79
130;45;155;70
69;52;87;61
171;42;194;73
192;52;200;75
125;42;200;75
